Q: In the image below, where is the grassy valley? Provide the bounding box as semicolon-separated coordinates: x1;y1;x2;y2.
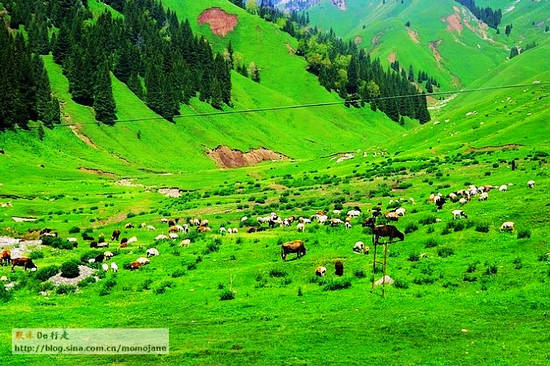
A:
0;0;549;365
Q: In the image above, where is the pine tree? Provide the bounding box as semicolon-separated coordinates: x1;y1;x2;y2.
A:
346;56;360;94
45;97;61;127
127;72;144;100
93;62;117;125
210;78;223;110
53;25;71;65
509;46;519;59
32;54;53;124
249;62;260;83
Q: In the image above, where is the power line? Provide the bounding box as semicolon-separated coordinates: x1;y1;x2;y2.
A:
7;81;550;130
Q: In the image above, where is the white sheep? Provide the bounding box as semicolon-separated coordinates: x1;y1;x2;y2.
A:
146;248;159;257
527;180;535;188
180;239;191;247
127;236;138;244
219;226;227;235
102;263;109;272
395;208;406;216
500;222;515;231
345;221;352;229
147;225;156;231
452;210;468;219
110;262;118;272
479;192;488;201
169;233;179;239
499;185;508;192
297;223;305;232
154;234;168;241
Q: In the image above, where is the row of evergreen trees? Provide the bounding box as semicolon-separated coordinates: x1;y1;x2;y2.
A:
455;0;502;29
0;19;60;131
4;0;233;127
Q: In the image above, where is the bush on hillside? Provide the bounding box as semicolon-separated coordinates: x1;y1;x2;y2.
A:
60;261;80;278
34;265;59;282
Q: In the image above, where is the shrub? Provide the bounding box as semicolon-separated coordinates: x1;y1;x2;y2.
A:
269;269;287;278
517;229;531;239
140;279;153;291
68;226;81;234
78;277;96;288
154;281;174;295
323;279;351;291
220;289;235;301
171;269;185;278
425;238;438;248
42;236;74;250
485;263;498;275
203;241;220;254
408;253;420;262
353;270;366;279
34;265;59;282
466;263;477;273
438;248;454;258
56;285;77;294
463;274;477;282
475;222;490;233
405;223;418;234
297;287;303;296
29;251;44;260
60;261;80;278
394;279;409;289
0;285;12;303
419;216;437;225
513;258;523;270
39;281;55;292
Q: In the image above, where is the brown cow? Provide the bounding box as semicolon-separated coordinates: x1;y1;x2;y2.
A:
11;257;37;271
281;240;306;261
1;250;11;266
111;229;121;241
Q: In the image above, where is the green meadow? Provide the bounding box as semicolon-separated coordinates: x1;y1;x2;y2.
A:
1;0;550;365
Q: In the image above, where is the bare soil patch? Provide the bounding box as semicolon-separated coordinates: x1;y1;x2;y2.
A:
198;8;238;37
387;52;397;63
78;167;116;178
429;40;443;65
208;146;288;169
407;28;420;44
446;14;463;33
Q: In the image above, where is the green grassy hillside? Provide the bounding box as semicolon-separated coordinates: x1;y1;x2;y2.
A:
382;39;550;155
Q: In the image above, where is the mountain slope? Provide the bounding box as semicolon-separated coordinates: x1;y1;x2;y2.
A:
0;0;406;182
382;39;550;154
302;0;548;90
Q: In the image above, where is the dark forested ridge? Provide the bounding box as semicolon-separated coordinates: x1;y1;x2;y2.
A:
0;20;60;131
1;0;232;128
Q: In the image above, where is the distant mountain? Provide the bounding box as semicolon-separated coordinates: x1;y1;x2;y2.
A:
273;0;345;11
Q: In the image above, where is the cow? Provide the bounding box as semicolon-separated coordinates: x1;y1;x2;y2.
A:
11;258;37;271
198;226;211;233
124;223;134;229
120;238;128;248
315;266;327;277
1;250;11;266
335;261;344;276
111;229;121;241
281;240;306;261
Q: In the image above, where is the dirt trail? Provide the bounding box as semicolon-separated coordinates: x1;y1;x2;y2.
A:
407;28;420;44
207;146;288;168
69;124;98;149
467;144;523;152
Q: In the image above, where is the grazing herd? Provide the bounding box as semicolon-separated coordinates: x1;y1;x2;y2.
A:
0;178;538;301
